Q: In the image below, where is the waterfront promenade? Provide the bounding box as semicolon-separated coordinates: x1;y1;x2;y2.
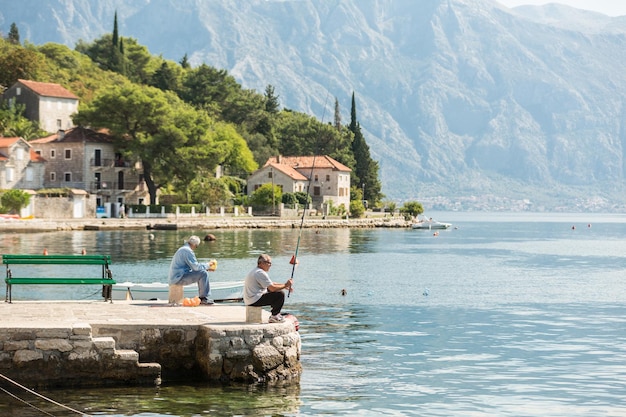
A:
0;214;411;233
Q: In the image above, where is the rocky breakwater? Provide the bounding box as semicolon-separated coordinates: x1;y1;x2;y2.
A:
93;319;301;385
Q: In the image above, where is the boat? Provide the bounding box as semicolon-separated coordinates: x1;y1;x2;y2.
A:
112;280;244;301
411;216;452;230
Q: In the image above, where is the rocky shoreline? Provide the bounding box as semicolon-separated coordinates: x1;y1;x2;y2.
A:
0;215;412;233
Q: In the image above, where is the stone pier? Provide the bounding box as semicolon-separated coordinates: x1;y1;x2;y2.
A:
0;301;301;388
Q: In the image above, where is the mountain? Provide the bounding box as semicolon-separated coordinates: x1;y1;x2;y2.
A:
3;0;626;211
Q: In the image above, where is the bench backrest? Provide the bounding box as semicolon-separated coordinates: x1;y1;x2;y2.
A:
2;254;111;265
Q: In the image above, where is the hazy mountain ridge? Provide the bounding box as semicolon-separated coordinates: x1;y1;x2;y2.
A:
2;0;626;210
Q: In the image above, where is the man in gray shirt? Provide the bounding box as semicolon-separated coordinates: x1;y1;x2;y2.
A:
244;254;293;322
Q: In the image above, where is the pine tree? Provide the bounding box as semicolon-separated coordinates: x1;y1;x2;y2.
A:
349;92;382;206
8;23;19;44
180;53;190;69
264;84;280;113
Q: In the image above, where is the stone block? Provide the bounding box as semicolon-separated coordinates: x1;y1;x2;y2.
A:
246;306;263;324
168;284;184;304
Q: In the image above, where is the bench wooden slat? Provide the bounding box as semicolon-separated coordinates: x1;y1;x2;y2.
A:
3;254;111;265
6;278;115;285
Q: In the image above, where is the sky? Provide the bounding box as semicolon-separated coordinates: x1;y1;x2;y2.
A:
497;0;626;16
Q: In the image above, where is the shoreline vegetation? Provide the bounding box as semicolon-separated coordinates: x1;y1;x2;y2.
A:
0;214;412;233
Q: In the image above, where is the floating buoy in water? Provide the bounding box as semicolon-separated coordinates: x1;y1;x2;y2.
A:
433;231;439;236
423;288;430;296
588;224;592;228
572;225;576;230
341;289;347;296
203;233;216;241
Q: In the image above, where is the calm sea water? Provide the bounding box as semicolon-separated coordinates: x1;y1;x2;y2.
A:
2;212;626;416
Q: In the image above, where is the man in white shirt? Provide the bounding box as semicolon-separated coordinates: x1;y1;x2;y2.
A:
244;254;293;322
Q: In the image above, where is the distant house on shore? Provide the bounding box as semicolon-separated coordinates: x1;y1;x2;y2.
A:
2;79;79;134
0;136;46;190
30;127;148;209
247;155;351;210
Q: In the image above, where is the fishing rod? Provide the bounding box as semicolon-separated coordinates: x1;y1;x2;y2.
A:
288;94;329;297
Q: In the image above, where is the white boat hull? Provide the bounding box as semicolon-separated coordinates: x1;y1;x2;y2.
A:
411;222;451;230
112;281;244;301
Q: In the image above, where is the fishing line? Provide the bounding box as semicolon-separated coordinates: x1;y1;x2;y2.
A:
289;92;330;297
0;372;90;416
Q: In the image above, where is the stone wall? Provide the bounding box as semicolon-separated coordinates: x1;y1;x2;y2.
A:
91;321;301;384
0;324;161;388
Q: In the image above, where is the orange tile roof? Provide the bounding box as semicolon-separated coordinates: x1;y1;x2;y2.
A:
265;155;351;172
0;137;45;162
266;162;308;181
17;79;79;100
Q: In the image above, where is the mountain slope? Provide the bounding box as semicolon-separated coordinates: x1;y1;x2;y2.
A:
2;0;626;210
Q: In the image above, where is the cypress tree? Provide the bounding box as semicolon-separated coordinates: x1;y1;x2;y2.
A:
348;92;382;205
334;97;342;131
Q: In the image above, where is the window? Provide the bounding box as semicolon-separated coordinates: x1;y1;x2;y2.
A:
313;186;320;196
16;147;24;161
57;119;62;129
314;174;319;182
64;172;72;182
50;172;57;182
64;149;71;160
50;149;56;159
326;174;330;182
6;167;14;182
268;171;273;178
35;149;42;156
26;167;33;182
16;87;21;95
94;149;102;166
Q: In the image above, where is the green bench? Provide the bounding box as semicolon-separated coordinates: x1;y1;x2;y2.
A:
3;254;116;303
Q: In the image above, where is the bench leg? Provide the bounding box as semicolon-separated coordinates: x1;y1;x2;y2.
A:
168;285;184;305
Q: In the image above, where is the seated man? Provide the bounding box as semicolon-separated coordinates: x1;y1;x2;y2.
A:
168;235;215;305
244;254;293;322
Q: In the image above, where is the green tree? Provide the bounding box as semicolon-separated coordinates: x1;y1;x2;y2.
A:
349;200;365;218
7;23;20;45
264;84;280;113
1;189;30;214
250;183;282;211
74;83;211;204
179;53;190;69
150;60;180;91
334;97;342;130
348;92;382;206
0;46;45;88
400;201;424;220
0;101;43;138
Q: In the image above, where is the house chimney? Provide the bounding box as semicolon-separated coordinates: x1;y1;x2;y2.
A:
277;155;281;164
57;130;65;140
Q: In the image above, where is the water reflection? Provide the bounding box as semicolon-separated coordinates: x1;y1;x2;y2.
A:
0;381;301;417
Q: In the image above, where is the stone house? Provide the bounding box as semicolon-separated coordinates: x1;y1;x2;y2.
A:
0;137;46;190
2;79;79;133
30;127;149;209
247;155;351;210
